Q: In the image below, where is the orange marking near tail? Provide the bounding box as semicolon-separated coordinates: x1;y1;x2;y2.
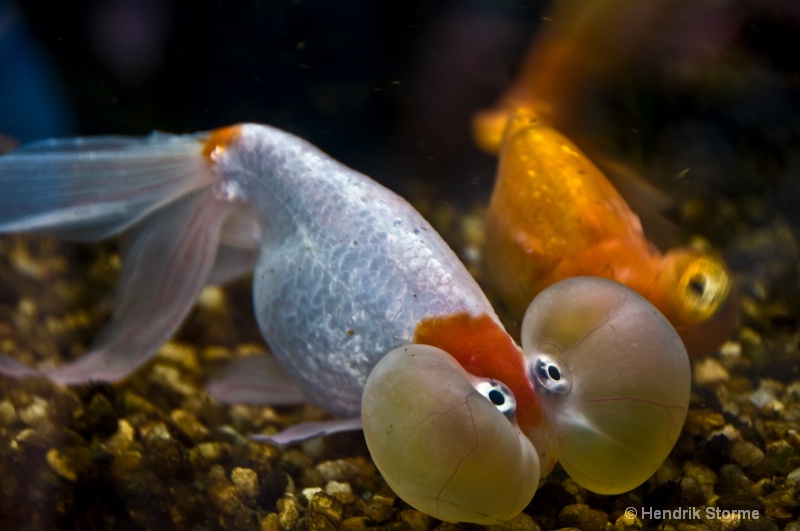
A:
202;125;244;160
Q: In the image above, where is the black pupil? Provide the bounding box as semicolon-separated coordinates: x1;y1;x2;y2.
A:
688;275;706;296
488;389;505;406
547;365;561;381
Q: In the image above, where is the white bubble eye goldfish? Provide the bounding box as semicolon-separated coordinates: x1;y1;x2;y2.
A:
362;277;690;523
0;125;689;524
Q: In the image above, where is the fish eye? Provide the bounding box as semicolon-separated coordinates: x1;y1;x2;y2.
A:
472;379;516;418
687;274;706;296
531;354;571;395
678;257;731;320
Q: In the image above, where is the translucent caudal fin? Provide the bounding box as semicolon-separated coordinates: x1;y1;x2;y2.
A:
0;132;257;383
0;133;215;240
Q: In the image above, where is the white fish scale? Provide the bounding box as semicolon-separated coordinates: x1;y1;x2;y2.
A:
215;124;495;416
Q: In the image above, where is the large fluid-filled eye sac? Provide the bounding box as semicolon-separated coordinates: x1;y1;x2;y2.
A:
362;345;540;524
521;277;690;495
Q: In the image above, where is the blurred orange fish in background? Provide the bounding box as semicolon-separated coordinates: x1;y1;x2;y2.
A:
473;0;738;357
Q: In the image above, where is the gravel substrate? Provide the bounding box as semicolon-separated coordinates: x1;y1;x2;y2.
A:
1;189;799;531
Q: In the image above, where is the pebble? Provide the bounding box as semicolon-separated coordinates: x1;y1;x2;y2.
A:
308;491;344;524
685;409;726;436
277;497;302;530
45;447;78;481
301;437;325;458
487;512;540;530
786;382;800;402
282;448;314;471
106;419;136;452
169;408;209;441
122;391;160;415
397;509;433;531
0;399;17;426
200;344;233;362
208;478;242;515
17;396;49;426
339;516;373;531
228;404;265;431
111;449;143;473
718;340;742;360
303;512;337;530
315;459;358;482
750;380;782;408
764;440;793;474
763;486;800;511
749;478;774;498
191;441;227;464
693;357;731;387
682;461;717;503
740;327;767;365
231;467;259;499
139;420;172;444
149;364;197;397
759;399;785;419
197;285;227;310
260;512;281;531
559;504;610;531
370;488;397;507
324;480;352;496
765;506;793;527
787;467;800;484
302;487;323;502
614;512;642;531
718;464;753;495
13;427;40;446
156;341;202;373
363;501;396;524
730;440;765;468
653;458;682;486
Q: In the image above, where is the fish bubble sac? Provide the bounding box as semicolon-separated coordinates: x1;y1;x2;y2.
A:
361;344;540;524
521;276;690;494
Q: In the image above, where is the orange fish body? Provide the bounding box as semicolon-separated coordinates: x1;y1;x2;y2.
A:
473;0;738;356
483;110;735;356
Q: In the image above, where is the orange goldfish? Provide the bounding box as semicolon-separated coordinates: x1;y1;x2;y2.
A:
471;0;737;357
479;108;735;357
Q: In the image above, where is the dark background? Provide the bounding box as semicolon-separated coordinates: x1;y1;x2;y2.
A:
2;0;547;201
3;0;800;219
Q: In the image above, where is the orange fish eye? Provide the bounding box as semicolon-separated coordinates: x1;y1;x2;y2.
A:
675;256;732;322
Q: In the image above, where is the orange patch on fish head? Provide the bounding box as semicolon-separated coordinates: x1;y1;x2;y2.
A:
413;313;542;436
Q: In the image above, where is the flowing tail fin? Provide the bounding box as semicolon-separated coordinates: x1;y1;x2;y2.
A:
0;133;215;239
0;131;258;384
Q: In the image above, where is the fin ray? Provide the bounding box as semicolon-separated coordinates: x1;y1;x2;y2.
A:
0;133;213;240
